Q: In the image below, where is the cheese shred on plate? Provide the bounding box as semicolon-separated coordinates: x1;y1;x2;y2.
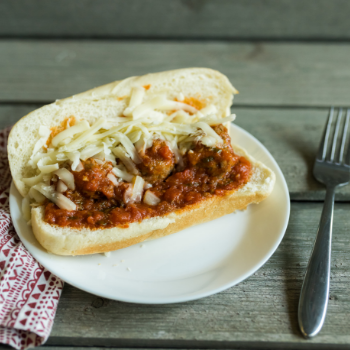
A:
22;86;236;212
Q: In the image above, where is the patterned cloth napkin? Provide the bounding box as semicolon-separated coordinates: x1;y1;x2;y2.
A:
0;126;64;349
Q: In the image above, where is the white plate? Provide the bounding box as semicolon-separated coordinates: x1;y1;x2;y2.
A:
10;125;290;304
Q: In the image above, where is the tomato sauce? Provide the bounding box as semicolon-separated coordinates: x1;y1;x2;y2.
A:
174;96;206;114
44;125;252;229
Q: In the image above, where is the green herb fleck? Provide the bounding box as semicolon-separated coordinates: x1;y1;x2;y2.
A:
203;156;214;163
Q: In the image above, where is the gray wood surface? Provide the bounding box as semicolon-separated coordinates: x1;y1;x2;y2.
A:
41;203;350;348
2;35;350;349
2;105;348;201
1;0;350;40
1;41;350;107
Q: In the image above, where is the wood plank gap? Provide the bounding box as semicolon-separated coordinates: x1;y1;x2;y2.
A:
0;348;277;350
233;105;333;110
45;337;350;350
291;199;350;203
0;101;48;106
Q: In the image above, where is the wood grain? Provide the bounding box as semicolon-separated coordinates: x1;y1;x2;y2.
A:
42;203;350;348
2;105;349;201
1;41;350;107
1;0;350;40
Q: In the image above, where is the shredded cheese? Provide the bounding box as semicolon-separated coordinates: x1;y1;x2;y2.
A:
54;168;75;190
112;167;134;182
51;120;90;147
124;87;145;117
23;88;236;212
143;190;160;206
57;180;68;193
107;173;119;186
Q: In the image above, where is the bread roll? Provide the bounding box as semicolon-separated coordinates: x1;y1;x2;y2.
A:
8;68;275;255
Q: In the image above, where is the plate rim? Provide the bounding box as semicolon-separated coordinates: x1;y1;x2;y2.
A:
10;124;290;304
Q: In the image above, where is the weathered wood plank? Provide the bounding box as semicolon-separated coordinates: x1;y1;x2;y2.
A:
1;0;350;40
2;105;348;201
43;203;350;348
1;41;350;107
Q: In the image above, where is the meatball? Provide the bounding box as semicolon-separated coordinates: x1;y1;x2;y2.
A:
185;124;239;178
138;139;175;184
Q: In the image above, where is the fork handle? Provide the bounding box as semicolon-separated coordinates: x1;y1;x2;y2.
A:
298;184;336;337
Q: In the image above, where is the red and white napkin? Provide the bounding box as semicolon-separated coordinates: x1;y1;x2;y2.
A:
0;127;64;349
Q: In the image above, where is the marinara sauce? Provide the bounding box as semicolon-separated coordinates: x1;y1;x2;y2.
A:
44;124;252;229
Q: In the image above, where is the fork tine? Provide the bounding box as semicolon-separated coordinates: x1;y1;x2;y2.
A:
330;108;343;162
339;108;350;164
343;109;350;166
317;107;334;161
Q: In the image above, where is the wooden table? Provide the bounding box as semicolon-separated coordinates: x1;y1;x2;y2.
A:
1;1;350;349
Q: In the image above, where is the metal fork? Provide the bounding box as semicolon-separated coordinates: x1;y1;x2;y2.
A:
298;107;350;337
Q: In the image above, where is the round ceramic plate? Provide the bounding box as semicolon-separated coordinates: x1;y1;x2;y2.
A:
10;124;290;304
